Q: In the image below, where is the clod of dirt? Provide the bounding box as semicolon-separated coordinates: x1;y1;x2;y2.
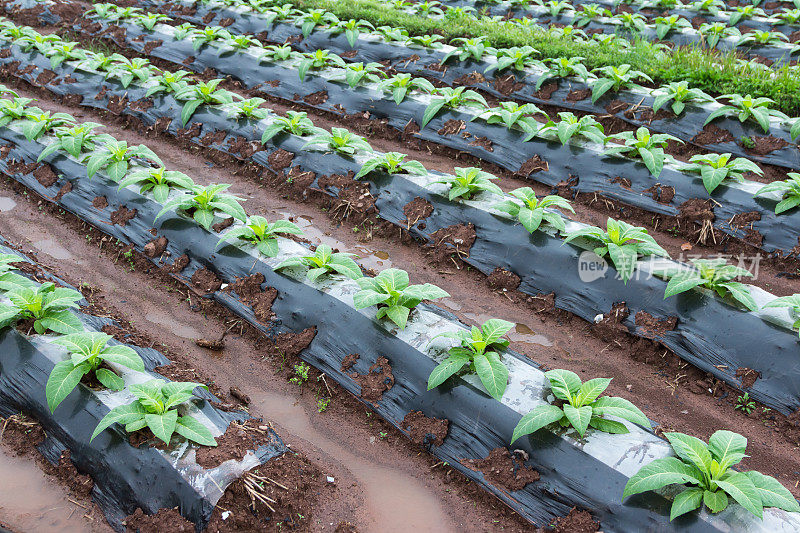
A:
195;337;225;351
403;197;433;227
606;100;629;114
643;184;675;204
351;356;395;402
692;123;735;145
273;327;316;357
211;217;234;233
634;311;677;338
454;71;485;85
533;80;558;100
230;387;251;405
33;164;57;187
487;268;521;292
227;273;277;323
124;507;194;533
34;69;56;87
341;353;359;372
143;236;168;258
401;411;449;447
730;211;763;246
195;419;279;469
53;181;72;201
437;119;466;136
92;196;108;210
427;223;476;263
166;254;190;273
303;90;328;105
462;447;539;492
677;198;715;243
110;206;137;226
553;507;600;533
516;155;548;177
469;136;493;151
190;268;222;293
566;89;592;102
744;135;790;155
143;40;162;54
736;367;761;389
591;303;630;344
493;74;524;96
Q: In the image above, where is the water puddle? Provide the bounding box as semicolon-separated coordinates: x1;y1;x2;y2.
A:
0;196;17;212
144;310;201;339
0;448;91;533
463;312;553;347
31;239;74;261
281;213;392;271
252;391;455;533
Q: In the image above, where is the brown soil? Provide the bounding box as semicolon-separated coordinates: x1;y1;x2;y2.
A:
33;163;57;187
533;81;558;100
516;155;549;176
124;508;194;533
493;74;525;96
351;356;395;403
437;119;466;136
226;273;277;323
190;267;222;293
403;196;433;227
143;236;168;258
736;367;761;389
566;89;592;102
487;268;521;292
401;410;450;447
744;135;791;155
427;223;476;263
462;448;540;493
634;311;677;339
92;196;108;209
692;123;735;145
109;206;136;226
194;419;279;469
553;507;600;533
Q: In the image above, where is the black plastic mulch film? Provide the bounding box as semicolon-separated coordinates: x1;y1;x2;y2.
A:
139;0;800;171
1;40;799;418
79;16;800;255
0;239;286;531
0;96;727;533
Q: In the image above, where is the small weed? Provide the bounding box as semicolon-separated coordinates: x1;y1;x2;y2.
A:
735;392;756;414
379;431;388;439
290;362;310;388
740;135;755;149
317;397;330;412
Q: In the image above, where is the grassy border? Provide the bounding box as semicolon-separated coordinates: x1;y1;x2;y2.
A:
284;0;800;116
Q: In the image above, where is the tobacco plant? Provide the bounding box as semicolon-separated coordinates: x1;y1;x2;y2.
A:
377;26;411;43
302;127;372;155
689;0;725;14
117;167;196;204
422;87;488;128
21;110;75;141
91;379;217;446
494;188;574;233
174;79;239;126
535;57;592;90
564;218;669;283
705;94;790;133
354;268;449;329
406;34;444;48
486;46;539;74
261;111;317;143
653;15;693;39
698;22;742;48
763;294;800;338
377;74;436;106
134;12;171;31
652;81;715;116
216;216;303;257
276;243;363;281
105;57;154;88
737;30;789;47
623;430;799;519
0;282;83;334
226;98;270;121
330;18;375;47
615;12;649;33
38;123;113;161
656;258;757;311
511;369;649;442
355;152;427;179
538;112;606;145
46;332;145;412
86;140;162;181
441;36;495;64
337;62;386;89
605;127;681;178
156;183;247;230
145;70;191;97
683;153;762;194
755;172;800;214
0;97;35;127
259;44;293;62
729;4;767;24
474;102;545;140
591;65;653;103
573;4;612;27
428;319;513;401
42;41;86;69
0;254;34;292
297;50;346;80
296;9;340;37
433;167;503;201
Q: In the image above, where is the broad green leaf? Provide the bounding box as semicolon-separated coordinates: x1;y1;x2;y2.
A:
384;304;410;329
563;403;593;436
474;352;508;401
708;430;747;469
665;432;713;472
101;345;145;371
715;472;763;518
745;471;800;513
145;409;179;445
95;368;125;391
427;351;471;390
90;403;148;441
545;368;581;401
592;396;650;427
588;416;628;434
665;272;706;298
46;360;88;412
623;457;702;498
576;378;611;406
481;319;514;345
39;309;83;334
175;415;217;446
670;487;704;520
511;404;564;443
703;489;729;514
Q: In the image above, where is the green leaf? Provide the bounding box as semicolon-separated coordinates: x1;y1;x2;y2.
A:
95;368;125;391
518;206;543;233
481;319;514;345
708;430;747;470
588;416;629;434
384;305;410;329
90;403;148;441
665;432;713;472
256;238;279;257
720;282;758;312
703;489;729;514
545;369;581;402
427;351;471;390
39;309;83;334
664;272;705;298
715;472;763;518
474;352;508;401
181;99;202;126
623;457;703;498
511;404;564;443
670;487;704;520
353;289;390;309
591;396;650;427
744;471;800;513
145;409;179;445
563;404;593;436
46;360;88;412
576;378;611;406
101;345;145;372
421;99;446;128
175;415;217;446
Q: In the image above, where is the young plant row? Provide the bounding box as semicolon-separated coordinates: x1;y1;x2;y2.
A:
0;231;218;447
3;92;798;524
111;0;800;169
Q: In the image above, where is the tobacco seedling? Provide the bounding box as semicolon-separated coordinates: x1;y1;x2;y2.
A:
441;36;495;64
605;127;681;178
653;15;693;39
573;4;612;27
353;268;449;329
377;74;436;105
20;110;75;141
591;65;653;103
494;188;574;233
338;62;386;89
376;25;410;43
296;9;340;37
656;257;757;311
290;362;310;388
428;319;513;401
737;30;789;47
156;183;247;230
422;87;488;128
85;140;162;181
260;111;317;144
735;393;756;414
276;243;362;281
0;282;83;334
37;123;113;161
171;22;194;41
413;0;444;17
564;218;669;283
774;8;800;24
46;332;144;412
216;216;303;257
623;430;800;519
683;153;762;194
697;22;740;48
42;41;86;69
145;70;191;97
433;167;503;201
0;254;34;292
330;18;375;47
302;127;372;155
174;79;239;126
296;49;346;81
104;57;154;88
741;135;756;149
473;102;545;140
689;0;726;14
259;44;293;62
615;12;648;33
511;369;649;442
729;4;766;24
763;294;800;337
652;81;715;116
705;94;790;133
405;34;444;48
134;12;171;30
535;57;592;90
544;0;572;16
227;97;270;121
225;34;261;51
0;97;34;127
118;166;195;204
538;112;606;145
91;379;217;446
189;26;233;50
355;152;427;179
486;46;539;74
